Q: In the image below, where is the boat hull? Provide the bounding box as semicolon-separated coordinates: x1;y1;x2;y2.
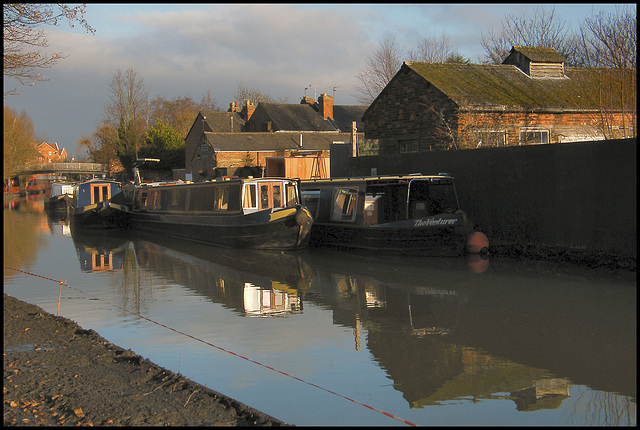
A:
128;206;312;251
301;174;486;256
70;202;131;229
309;217;472;256
44;195;70;216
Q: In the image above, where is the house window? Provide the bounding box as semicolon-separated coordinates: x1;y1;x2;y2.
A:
474;131;507;147
520;129;550;145
398;139;418;153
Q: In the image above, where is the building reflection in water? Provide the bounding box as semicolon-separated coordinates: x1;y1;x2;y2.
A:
66;228;635;421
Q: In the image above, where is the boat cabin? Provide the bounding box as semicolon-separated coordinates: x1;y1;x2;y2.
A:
301;174;462;226
74;179;125;208
129;177;302;215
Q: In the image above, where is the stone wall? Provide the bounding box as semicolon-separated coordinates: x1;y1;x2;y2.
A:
345;139;636;263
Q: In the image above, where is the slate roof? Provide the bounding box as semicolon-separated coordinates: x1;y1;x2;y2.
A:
333;105;367;132
253;103;337;131
401;62;626;111
202;132;358;151
202;111;245;132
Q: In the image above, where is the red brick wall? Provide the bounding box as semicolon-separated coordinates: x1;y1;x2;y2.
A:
364;66;635;152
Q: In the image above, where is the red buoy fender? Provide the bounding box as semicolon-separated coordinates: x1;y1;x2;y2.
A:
466;231;489;254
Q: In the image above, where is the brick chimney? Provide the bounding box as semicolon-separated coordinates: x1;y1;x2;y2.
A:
228;101;241;113
242;100;255;121
318;93;333;120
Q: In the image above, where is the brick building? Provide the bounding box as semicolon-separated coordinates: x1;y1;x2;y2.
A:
35;142;67;163
185;94;366;180
363;46;636;154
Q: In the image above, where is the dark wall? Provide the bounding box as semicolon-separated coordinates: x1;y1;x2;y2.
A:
346;139;636;260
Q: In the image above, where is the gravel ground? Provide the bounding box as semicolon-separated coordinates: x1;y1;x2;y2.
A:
3;294;290;426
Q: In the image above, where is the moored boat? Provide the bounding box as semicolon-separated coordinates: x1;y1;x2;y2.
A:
123;177;313;251
44;182;74;216
69;178;130;229
300;174;489;255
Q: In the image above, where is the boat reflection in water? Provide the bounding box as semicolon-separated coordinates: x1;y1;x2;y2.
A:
131;232;312;317
71;225;130;272
46;212;71;237
77;230;634;422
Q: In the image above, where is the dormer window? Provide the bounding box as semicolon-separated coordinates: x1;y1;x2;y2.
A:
503;46;566;79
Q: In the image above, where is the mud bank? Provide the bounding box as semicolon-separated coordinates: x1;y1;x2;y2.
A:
3;294;290;426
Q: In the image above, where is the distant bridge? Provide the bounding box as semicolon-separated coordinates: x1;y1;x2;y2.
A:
19;162;108;176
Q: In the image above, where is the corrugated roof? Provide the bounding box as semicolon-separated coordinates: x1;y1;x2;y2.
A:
203;132;358;151
404;62;619;110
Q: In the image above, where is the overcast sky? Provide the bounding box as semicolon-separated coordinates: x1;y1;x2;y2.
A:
3;3;629;158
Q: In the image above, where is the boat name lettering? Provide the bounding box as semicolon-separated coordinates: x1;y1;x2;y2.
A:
414;218;457;227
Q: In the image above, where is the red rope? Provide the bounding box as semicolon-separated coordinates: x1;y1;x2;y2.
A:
4;265;418;426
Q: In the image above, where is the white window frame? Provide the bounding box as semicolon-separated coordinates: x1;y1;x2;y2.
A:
519;128;550;145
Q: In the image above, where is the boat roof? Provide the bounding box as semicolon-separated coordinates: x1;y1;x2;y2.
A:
138;177;297;188
301;174;454;184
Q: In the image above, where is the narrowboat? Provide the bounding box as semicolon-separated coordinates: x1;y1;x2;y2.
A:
300;174;489;256
44;182;74;216
123;177;313;251
69;178;130;229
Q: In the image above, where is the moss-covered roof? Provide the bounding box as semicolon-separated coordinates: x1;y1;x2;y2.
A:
509;46;567;63
404;62;628;111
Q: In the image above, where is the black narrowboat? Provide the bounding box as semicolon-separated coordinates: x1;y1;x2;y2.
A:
300;174;489;256
69;179;130;229
123;177;313;251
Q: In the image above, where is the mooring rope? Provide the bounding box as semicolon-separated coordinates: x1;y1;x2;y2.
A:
4;265;418;427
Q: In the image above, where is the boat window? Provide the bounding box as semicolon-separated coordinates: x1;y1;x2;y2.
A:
363;194;381;225
408;179;459;217
273;184;282;208
301;190;320;219
214;186;229;211
260;184;270;209
90;184;110;204
171;189;179;206
243;184;257;208
285;183;298;207
146;190;160;210
331;188;359;222
140;191;147;209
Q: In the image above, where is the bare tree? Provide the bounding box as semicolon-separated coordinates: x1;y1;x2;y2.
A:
3;4;94;93
576;5;636;69
481;5;575;64
574;6;637;138
233;84;288;105
355;34;405;105
101;68;149;174
408;32;455;63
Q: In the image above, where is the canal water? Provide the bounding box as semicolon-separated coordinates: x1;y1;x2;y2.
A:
4;196;636;426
